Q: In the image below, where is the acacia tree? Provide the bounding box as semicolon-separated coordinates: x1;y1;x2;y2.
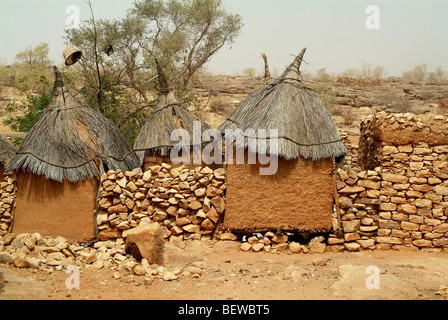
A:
13;42;53;94
64;0;243;143
132;0;243;89
15;43;52;66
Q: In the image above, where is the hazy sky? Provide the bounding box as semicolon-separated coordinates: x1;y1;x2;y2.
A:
0;0;447;76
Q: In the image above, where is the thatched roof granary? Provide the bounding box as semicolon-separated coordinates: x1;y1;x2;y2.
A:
6;67;139;182
0;134;16;181
220;48;347;234
220;48;346;164
133;59;211;167
0;135;16;166
6;66;139;242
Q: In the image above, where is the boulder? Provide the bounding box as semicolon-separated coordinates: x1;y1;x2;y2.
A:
308;236;326;254
125;223;164;265
288;242;303;254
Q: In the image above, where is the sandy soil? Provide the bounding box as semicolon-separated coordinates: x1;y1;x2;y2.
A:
1;241;448;301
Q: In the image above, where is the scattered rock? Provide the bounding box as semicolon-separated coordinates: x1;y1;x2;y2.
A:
125;223;165;265
163;271;178;281
13;257;30;269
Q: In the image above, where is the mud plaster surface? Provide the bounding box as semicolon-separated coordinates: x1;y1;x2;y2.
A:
12;171;98;242
224;156;334;233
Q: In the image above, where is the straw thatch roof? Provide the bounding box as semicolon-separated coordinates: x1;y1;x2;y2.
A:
261;53;272;84
6;66;140;183
0;135;16;165
133;59;211;165
219;48;347;164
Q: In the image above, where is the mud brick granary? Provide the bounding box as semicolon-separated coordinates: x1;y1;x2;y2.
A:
133;59;211;170
6;67;139;242
219;48;347;234
0;134;16;181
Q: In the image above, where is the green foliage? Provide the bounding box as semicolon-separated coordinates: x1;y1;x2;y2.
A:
3;92;52;133
63;0;243;144
100;87;149;145
183;95;200;110
12;43;53;95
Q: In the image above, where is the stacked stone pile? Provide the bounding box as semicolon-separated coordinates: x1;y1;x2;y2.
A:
0;174;16;236
336;77;381;87
359;112;448;170
0;232;123;271
239;232;327;254
0;232;207;281
97;164;226;243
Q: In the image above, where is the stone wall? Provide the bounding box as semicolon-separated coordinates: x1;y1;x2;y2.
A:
339;129;360;169
96;164;226;244
329;112;448;253
0;173;16;236
328;166;381;252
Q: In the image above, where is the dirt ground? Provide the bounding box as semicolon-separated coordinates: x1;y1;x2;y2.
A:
1;241;448;301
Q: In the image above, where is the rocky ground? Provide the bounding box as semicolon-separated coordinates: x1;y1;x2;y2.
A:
1;237;448;301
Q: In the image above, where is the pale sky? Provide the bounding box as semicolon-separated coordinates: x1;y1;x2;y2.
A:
0;0;447;76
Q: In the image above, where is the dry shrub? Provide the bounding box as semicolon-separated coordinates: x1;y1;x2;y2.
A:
391;100;411;114
330;106;356;127
331;107;343;117
438;98;448;110
391;100;428;115
343;112;356;126
209;97;232;115
436;98;448;114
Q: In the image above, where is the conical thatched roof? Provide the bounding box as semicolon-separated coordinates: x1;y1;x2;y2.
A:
219;48;347;164
6;66;140;183
133;59;210;165
261;53;272;84
0;135;16;165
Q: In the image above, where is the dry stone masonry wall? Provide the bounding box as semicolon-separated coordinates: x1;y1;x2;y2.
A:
337;112;448;253
339;130;360;169
328;166;381;252
0;173;16;236
97;164;226;244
